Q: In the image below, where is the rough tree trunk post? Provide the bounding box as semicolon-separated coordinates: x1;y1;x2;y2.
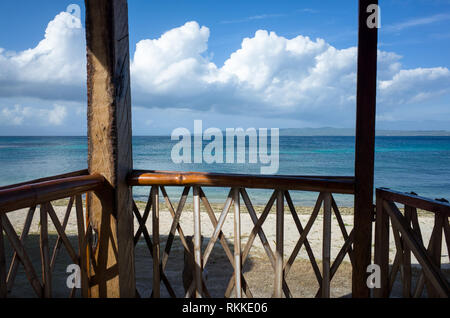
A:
85;0;135;297
353;0;379;297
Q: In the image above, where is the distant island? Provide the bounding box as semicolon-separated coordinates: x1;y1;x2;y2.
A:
279;128;450;136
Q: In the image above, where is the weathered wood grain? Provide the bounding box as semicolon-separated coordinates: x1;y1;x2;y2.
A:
85;0;135;297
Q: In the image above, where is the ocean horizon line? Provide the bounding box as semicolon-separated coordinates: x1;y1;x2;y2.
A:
2;128;450;138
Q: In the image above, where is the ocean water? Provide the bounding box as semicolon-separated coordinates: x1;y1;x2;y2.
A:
0;136;449;206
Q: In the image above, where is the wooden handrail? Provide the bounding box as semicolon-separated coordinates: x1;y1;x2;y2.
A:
128;170;355;194
0;174;105;213
0;169;89;191
377;188;450;217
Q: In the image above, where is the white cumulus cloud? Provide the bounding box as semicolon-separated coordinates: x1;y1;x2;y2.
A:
1;14;450;128
0;11;85;101
131;21;450;122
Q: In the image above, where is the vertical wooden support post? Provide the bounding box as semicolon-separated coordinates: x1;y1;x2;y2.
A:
193;186;203;298
353;0;378;298
322;193;332;298
0;215;6;298
85;0;135;297
40;203;51;298
233;188;242;298
151;186;160;298
274;190;284;298
374;190;390;297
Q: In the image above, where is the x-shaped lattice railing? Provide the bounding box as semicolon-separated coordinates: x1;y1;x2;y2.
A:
132;185;355;298
375;190;450;298
0;195;91;298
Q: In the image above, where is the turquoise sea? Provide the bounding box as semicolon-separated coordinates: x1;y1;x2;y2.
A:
1;136;449;206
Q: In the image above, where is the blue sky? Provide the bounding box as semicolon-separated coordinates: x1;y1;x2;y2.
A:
0;0;450;135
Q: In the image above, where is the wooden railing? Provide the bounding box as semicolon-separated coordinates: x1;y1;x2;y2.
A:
128;170;356;298
0;171;104;298
374;188;450;298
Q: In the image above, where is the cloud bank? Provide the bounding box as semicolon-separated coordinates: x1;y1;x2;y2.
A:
1;12;450;129
0;12;85;101
1;104;67;126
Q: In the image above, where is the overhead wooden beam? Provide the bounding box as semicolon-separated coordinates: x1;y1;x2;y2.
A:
85;0;135;297
353;0;378;298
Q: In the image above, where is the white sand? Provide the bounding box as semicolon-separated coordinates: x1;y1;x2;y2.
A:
5;205;447;266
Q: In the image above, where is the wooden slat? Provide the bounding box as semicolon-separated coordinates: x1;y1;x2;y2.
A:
240;190;277;268
426;214;444;297
233;188;242;298
201;189;233;267
215;189;258;298
50;197;74;271
444;219;450;263
241;189;290;297
40;203;51;298
47;203;79;264
391;221;405;290
193;186;203;298
315;230;355;298
383;201;450;297
331;197;355;265
151;186;160;298
403;205;413;297
158;186;189;298
0;215;6;298
6;206;36;292
284;193;323;277
132;202;154;252
274;190;284;298
132;201;174;296
374;194;390;297
285;191;321;285
133;190;152;244
388;252;401;294
410;206;424;245
413;273;425;298
1;214;43;297
322;193;332;298
414;222;445;298
160;186;190;271
75;195;89;298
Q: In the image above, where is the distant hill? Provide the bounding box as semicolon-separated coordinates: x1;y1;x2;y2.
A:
279;128;450;136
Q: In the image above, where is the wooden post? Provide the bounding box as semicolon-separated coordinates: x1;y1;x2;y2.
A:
374;190;389;297
152;186;160;298
322;193;332;298
40;203;51;298
353;0;378;298
193;186;203;298
0;215;6;298
274;190;284;298
233;188;242;298
85;0;135;297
